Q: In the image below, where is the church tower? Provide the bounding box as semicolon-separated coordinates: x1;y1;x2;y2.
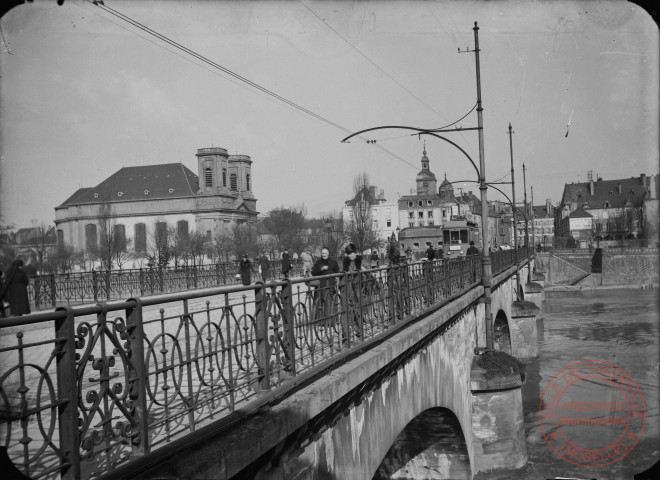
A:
196;147;230;194
415;143;437;195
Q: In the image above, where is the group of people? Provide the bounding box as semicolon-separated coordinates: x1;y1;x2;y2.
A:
0;259;31;318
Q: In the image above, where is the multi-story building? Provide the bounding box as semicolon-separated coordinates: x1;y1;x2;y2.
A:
342;185;399;244
54;147;258;253
554;172;658;247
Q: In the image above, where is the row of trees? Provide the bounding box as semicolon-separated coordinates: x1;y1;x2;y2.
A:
1;171;385;275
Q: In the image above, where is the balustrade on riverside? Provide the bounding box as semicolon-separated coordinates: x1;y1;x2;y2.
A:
0;249;530;480
27;260;305;310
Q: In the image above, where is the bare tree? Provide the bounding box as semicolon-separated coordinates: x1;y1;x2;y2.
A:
232;222;259;258
97;202;132;270
320;212;345;258
49;243;79;273
188;231;207;266
146;219;171;268
345;172;381;253
212;230;234;263
262;205;307;253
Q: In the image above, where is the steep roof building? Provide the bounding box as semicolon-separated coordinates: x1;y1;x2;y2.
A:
55;147;258;255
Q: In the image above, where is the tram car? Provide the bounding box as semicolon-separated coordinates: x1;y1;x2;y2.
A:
441;219;481;258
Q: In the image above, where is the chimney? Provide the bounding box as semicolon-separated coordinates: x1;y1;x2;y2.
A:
618;183;622;194
590;179;594;196
369;185;377;197
641;173;646;186
649;175;657;200
380;189;384;199
546;198;552;215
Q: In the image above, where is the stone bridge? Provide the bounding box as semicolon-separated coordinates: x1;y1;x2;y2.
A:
127;259;543;480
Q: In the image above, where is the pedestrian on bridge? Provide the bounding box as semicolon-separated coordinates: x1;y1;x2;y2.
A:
258;253;270;282
311;247;340;319
0;259;30;317
282;249;292;279
301;249;313;277
239;255;252;286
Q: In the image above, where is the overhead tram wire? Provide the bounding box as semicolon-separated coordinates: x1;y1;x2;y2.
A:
88;1;417;170
298;1;449;122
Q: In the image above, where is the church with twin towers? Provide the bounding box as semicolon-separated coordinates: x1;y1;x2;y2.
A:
54;146;258;253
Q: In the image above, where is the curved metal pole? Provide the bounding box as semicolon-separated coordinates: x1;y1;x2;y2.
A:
340;126;481;180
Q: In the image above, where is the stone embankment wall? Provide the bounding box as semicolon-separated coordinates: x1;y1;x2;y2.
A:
535;251;659;287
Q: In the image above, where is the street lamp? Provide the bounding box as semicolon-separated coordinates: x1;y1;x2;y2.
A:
341;22;496;352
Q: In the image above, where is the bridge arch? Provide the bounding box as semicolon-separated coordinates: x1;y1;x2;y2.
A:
493;309;511;354
372;407;470;479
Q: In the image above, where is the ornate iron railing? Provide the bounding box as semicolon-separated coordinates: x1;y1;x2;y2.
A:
28;260;304;310
1;249;531;480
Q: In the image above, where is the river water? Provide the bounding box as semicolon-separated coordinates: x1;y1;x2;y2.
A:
505;287;659;480
374;287;659;480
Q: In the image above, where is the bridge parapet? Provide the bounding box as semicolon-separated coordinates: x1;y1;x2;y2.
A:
0;248;534;479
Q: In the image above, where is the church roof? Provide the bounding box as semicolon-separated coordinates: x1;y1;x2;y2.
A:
416;169;437;181
57;163;199;207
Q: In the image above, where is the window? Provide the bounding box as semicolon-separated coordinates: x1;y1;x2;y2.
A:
155;221;168;245
230;173;238;191
408;211;414;219
93;193;99;198
246;173;251;191
114;224;126;245
408;201;413;207
413;242;420;248
427;200;433;206
206;230;212;242
427;210;433;218
418;200;423;207
134;223;146;252
117;192;123;197
85;224;97;251
144;190;150;195
177;220;189;241
205;167;213;187
222;168;227;187
442;209;447;218
169;188;174;193
408;221;414;227
57;229;64;245
373;219;378;228
386;220;392;227
418;211;424;219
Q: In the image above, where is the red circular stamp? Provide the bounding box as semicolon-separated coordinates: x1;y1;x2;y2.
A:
538;360;646;467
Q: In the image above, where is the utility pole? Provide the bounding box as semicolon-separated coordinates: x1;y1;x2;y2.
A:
531;186;536;252
508;124;521;300
523;163;529;247
471;22;494;352
342;21;494;352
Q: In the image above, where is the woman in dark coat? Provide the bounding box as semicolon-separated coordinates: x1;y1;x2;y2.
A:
239;255;252;286
311;247;340;318
1;259;31;316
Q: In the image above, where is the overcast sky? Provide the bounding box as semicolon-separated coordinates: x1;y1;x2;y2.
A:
1;0;657;228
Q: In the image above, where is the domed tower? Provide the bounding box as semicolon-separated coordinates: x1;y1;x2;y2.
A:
416;144;437;195
438;173;455;200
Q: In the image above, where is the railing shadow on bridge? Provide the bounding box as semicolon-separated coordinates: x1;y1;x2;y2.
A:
0;247;531;480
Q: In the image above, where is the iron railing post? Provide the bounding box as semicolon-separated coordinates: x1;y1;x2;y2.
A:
424;260;433;307
341;273;350;348
387;264;396;325
281;279;296;376
54;306;80;480
92;270;98;302
125;297;149;455
253;281;270;391
50;274;57;308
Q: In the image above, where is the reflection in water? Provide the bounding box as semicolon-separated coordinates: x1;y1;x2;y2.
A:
376;289;659;479
511;288;660;480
